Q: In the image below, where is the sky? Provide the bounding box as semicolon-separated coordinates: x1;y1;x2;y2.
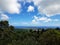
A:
0;0;60;26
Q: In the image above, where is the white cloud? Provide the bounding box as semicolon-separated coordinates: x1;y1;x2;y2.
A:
32;16;38;24
0;0;21;21
32;0;42;6
23;0;60;17
32;19;37;24
41;4;60;17
27;5;34;12
33;16;38;20
32;16;59;23
0;0;21;14
35;0;60;17
39;17;47;21
20;0;42;5
0;14;9;21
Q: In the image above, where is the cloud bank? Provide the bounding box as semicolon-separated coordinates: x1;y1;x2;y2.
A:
0;0;21;14
22;0;60;17
0;0;21;21
32;16;59;23
0;0;60;24
37;0;60;17
35;0;60;17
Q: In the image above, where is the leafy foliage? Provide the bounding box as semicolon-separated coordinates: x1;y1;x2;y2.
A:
0;21;60;45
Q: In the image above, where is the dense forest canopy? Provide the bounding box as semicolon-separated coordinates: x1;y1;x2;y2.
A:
0;21;60;45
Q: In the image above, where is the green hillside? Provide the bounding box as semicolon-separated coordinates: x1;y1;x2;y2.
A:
0;21;60;45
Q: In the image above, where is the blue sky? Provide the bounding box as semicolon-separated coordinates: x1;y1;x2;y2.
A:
0;0;60;26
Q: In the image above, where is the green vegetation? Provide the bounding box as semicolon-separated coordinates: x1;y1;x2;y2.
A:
0;21;60;45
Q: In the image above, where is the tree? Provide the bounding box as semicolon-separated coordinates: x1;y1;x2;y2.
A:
55;27;60;30
9;26;14;31
0;21;9;28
